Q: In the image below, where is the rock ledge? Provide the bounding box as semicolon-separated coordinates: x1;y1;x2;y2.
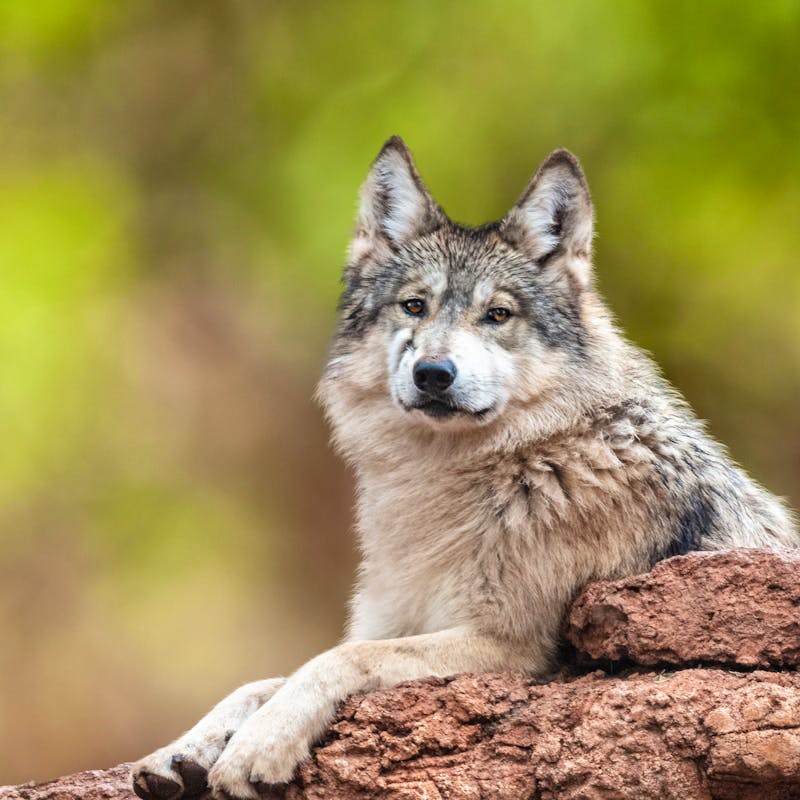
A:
4;549;800;800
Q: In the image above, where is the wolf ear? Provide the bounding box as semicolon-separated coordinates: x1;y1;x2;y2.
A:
500;149;594;287
350;137;442;261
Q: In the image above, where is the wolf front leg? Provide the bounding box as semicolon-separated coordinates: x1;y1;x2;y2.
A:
132;678;286;800
207;628;536;798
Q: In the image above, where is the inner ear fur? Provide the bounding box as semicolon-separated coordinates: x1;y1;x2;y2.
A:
350;136;444;264
500;148;594;284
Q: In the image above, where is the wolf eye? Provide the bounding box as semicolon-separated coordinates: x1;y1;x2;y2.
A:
401;298;426;316
485;307;511;324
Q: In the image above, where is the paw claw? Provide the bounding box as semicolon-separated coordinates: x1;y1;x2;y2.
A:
171;755;209;798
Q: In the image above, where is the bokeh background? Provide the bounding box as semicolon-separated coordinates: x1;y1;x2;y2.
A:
1;0;799;784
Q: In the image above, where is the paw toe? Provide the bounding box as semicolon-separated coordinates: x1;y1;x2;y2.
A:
133;771;183;800
212;789;251;800
252;780;284;797
171;755;209;798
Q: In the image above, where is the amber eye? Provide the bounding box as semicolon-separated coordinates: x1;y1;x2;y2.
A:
485;307;511;324
401;298;426;316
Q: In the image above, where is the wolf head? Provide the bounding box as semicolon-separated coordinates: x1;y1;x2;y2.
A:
320;137;623;451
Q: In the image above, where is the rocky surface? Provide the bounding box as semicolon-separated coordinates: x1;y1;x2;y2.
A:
0;765;134;800
4;549;800;800
568;548;800;668
288;669;800;800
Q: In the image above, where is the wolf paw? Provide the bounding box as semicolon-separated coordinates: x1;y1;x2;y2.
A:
132;737;230;800
207;728;306;799
132;679;287;800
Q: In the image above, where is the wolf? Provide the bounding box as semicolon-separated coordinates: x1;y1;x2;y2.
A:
132;137;798;799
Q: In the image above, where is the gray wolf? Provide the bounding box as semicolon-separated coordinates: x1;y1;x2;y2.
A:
132;137;798;799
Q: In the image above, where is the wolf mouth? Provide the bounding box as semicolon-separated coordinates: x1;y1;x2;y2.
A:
416;399;458;418
411;400;494;420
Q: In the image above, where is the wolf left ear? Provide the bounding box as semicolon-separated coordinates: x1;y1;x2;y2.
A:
500;149;594;287
350;137;443;262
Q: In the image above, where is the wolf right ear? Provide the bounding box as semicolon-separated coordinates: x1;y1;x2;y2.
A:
500;149;594;288
350;137;443;262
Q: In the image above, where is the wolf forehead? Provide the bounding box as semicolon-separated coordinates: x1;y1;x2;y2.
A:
340;225;584;346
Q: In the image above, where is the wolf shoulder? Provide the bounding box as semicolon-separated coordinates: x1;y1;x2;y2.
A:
539;374;800;563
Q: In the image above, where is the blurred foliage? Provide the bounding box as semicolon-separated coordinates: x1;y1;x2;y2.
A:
1;0;798;784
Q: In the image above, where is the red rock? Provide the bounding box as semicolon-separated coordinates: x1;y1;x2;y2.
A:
6;670;800;799
568;548;800;668
6;549;800;799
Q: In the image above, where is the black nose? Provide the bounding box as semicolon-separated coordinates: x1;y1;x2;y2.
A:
413;359;457;394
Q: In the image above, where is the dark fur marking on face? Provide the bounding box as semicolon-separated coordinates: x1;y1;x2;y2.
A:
440;281;473;313
337;257;409;338
337;276;378;338
519;284;586;354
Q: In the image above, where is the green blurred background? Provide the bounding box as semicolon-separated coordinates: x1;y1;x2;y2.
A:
1;0;799;784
